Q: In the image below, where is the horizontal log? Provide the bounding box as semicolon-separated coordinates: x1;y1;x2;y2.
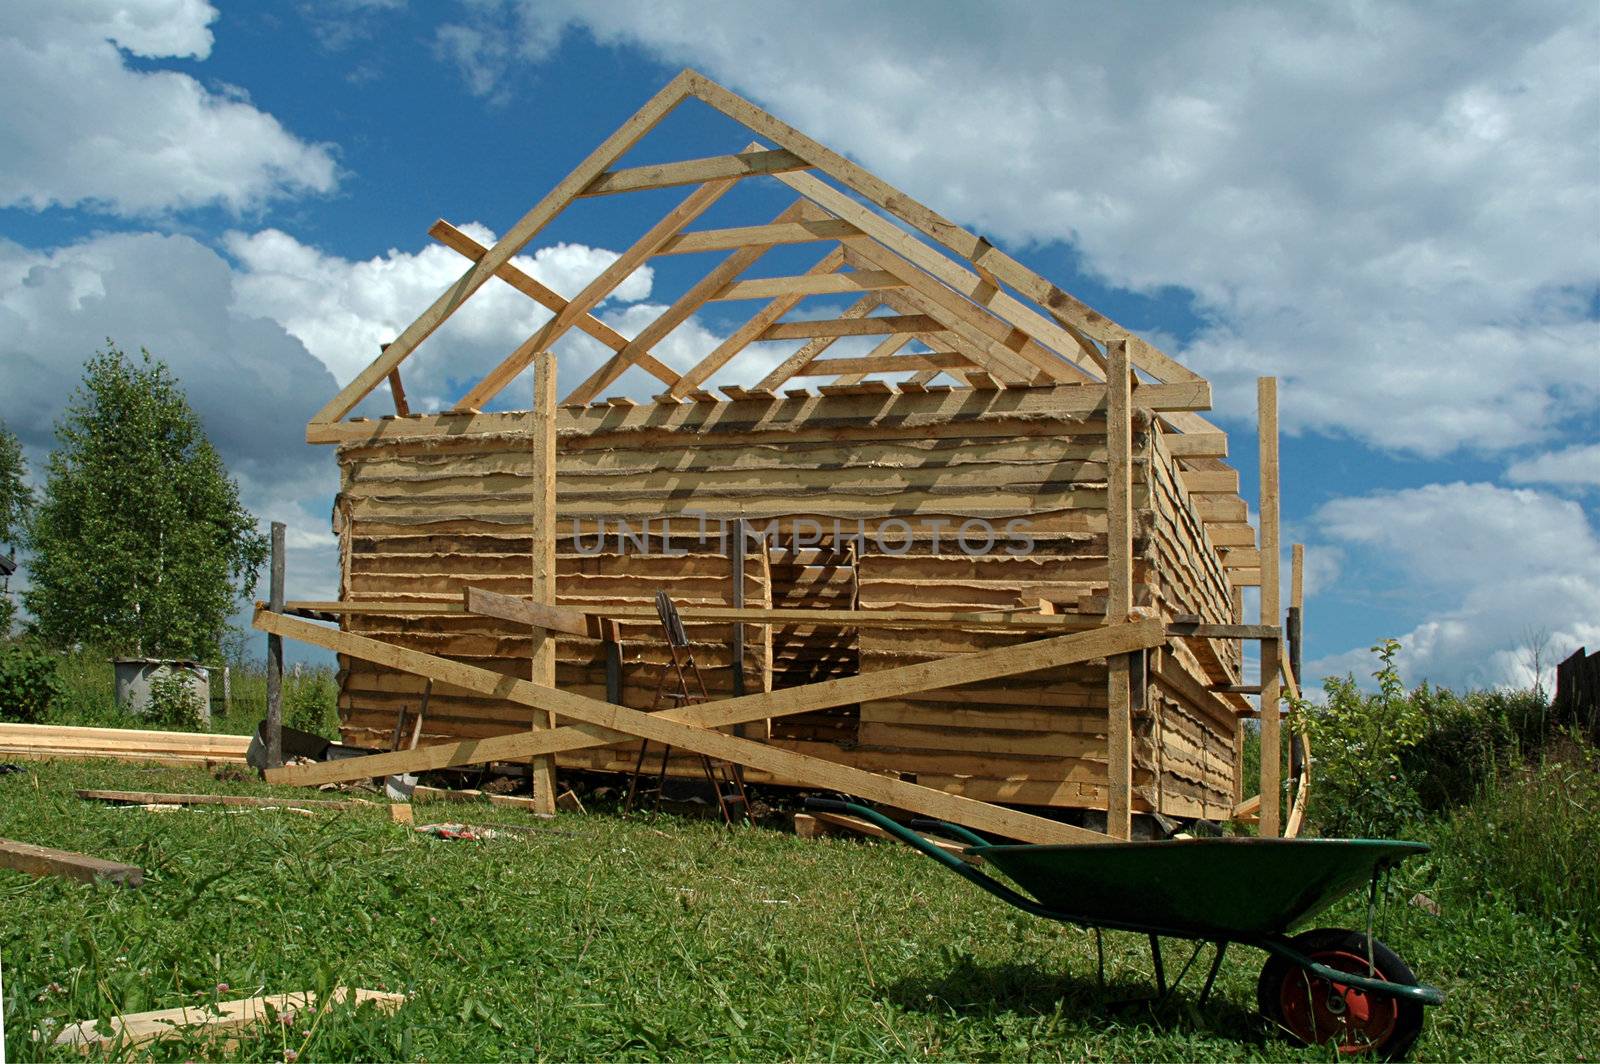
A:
758;314;942;340
580;148;810;196
655;218;862;255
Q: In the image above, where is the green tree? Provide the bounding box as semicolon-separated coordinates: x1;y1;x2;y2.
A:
0;419;31;634
24;344;268;660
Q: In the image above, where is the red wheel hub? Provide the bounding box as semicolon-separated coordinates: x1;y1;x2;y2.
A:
1277;948;1400;1054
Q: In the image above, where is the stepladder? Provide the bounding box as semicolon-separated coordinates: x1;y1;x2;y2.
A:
623;591;751;825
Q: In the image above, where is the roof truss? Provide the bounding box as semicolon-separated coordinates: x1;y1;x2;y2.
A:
311;69;1219;442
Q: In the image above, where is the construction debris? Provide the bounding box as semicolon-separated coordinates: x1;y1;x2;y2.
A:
0;837;143;887
0;723;249;768
75;788;375;811
44;987;405;1051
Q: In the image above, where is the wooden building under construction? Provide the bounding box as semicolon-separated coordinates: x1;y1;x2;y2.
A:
292;71;1291;835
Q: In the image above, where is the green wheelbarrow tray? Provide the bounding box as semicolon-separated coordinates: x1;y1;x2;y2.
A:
806;799;1444;1011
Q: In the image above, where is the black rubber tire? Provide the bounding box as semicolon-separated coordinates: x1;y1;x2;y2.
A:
1257;928;1426;1060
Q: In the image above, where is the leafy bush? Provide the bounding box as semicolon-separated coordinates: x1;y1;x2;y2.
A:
286;670;338;739
145;669;203;730
1404;686;1550;812
1293;639;1427;837
0;644;61;722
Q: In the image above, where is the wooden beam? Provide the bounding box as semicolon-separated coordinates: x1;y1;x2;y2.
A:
579;148;809;196
464;587;595;638
266;520;284;769
255;610;1162;843
789;351;971;376
777;169;1110;381
1105;339;1134;839
1167;622;1280;640
843;241;1090;384
563;201;813;405
681;74;1201;384
308;380;1214;445
711;270;905;301
1180;470;1240;494
1258;376;1282;838
670;245;847;396
757;314;941;341
1165;432;1230;458
527;352;558;813
430;220;680;388
309;72;692;427
827;333;918;386
259;606;1162;774
753;293;884;390
875;289;1038;385
75;789;374;810
386;366;410;416
47;988;405;1051
457;175;740;412
656;218;861;255
0;837;142;886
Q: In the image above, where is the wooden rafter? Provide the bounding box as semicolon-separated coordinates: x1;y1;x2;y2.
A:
878;289;1038;384
308;71;695;430
793;350;972;377
562;200;815;405
455;174;741;412
843;242;1090;383
754;293;885;390
429;220;679;388
669;245;848;397
681;71;1202;384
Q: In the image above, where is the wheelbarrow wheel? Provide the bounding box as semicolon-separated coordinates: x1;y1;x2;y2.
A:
1257;928;1424;1060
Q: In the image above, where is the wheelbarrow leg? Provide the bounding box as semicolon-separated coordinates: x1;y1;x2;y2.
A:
1197;941;1228;1007
1149;935;1166;997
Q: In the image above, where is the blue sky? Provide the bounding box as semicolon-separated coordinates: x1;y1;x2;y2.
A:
1;1;1596;686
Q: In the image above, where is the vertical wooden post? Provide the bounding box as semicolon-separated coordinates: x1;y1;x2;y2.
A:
1288;543;1306;779
1257;377;1282;837
527;352;559;815
1105;339;1134;840
265;521;285;770
730;519;747;697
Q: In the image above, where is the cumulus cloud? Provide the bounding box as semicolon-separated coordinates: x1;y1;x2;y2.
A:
0;0;338;215
1305;483;1600;690
1505;442;1600;491
442;1;1600;457
224;226;662;409
0;232;345;607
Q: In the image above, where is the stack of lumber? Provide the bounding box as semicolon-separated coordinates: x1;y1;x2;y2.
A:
0;723;250;767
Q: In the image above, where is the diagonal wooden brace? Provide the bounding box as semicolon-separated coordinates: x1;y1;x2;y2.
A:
255;608;1165;843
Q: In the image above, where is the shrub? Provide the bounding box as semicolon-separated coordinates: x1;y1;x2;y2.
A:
0;644;61;722
286;671;338;739
1293;639;1427;837
145;669;204;730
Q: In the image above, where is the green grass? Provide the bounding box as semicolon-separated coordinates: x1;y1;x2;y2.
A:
2;760;1595;1061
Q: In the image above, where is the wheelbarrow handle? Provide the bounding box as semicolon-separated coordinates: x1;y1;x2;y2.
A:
908;818;990;848
801;798;1059;919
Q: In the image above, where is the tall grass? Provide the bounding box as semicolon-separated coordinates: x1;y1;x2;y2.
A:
9;642;339;739
1428;741;1600;938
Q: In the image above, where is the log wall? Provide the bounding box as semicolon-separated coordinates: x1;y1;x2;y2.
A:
331;394;1241;817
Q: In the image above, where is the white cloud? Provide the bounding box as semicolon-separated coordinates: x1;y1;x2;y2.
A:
1505;442;1600;490
0;0;338;215
224;227;664;408
1306;482;1600;690
446;1;1600;457
0;230;346;603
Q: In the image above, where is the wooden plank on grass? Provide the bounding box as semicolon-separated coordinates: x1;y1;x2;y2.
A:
47;988;405;1050
74;790;374;811
0;837;143;887
257;609;1164;843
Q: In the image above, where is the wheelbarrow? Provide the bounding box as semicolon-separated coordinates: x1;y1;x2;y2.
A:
805;799;1444;1060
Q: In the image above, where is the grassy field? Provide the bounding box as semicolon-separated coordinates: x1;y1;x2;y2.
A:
2;758;1596;1062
